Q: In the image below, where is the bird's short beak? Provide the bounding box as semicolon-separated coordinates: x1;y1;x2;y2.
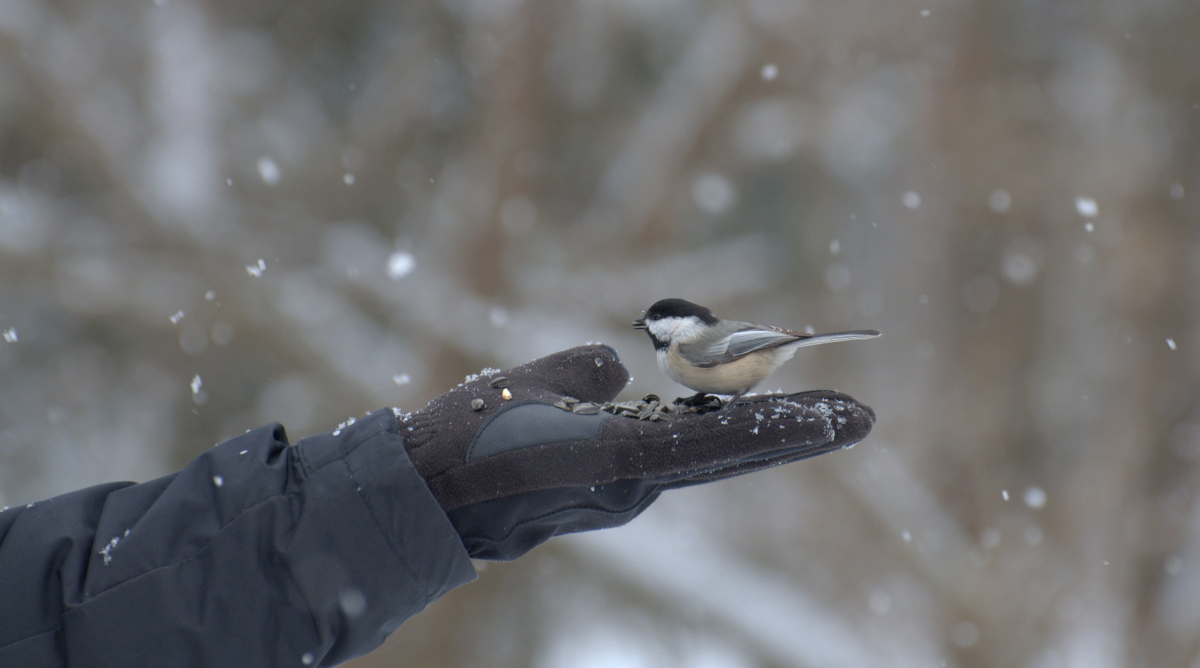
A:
631;317;647;330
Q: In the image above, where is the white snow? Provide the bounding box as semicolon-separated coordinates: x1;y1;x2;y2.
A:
2;327;16;343
1167;338;1177;351
392;373;411;385
1024;486;1047;509
190;374;203;396
988;189;1012;212
257;156;280;185
99;536;120;565
386;251;416;280
1075;196;1099;217
902;191;922;209
170;310;184;324
343;173;356;185
692;173;736;215
761;63;779;81
339;588;367;618
213;475;224;487
246;258;266;277
1002;248;1038;285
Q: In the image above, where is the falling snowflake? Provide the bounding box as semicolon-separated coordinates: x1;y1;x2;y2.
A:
387;251;416;280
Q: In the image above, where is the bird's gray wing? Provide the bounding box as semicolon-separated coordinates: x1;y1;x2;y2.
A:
697;324;804;366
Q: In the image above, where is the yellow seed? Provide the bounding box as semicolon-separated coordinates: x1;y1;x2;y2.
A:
501;388;513;400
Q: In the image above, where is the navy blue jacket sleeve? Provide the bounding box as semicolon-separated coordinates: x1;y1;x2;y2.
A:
0;409;477;667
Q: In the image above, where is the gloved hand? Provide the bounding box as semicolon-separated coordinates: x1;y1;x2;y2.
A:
397;345;874;560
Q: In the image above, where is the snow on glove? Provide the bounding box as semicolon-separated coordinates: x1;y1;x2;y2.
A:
397;345;874;560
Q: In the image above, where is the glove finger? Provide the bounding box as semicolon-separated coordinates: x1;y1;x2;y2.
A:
592;390;874;482
500;344;629;405
660;433;852;489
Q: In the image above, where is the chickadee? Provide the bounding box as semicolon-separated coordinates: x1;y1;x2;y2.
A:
632;298;880;406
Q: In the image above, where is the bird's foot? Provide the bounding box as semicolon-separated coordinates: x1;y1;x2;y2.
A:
675;393;724;412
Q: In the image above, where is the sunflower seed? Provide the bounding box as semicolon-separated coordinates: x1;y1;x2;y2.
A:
572;402;600;415
489;376;509;388
553;401;571;411
561;395;579;406
642;394;660;404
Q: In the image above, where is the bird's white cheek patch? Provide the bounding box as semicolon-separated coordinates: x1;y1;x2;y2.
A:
650;316;706;342
646;318;678;340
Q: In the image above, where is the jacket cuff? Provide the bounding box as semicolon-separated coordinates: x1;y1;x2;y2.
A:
296;409;477;603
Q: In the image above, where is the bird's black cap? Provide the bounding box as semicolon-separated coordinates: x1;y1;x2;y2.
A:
640;298;720;326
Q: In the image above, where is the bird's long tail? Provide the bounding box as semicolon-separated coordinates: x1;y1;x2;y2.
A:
786;330;881;348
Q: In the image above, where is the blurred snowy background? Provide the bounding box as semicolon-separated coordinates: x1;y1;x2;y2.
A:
1;0;1198;665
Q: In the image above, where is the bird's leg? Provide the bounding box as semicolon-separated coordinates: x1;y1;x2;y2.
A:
720;392;746;411
677;392;718;408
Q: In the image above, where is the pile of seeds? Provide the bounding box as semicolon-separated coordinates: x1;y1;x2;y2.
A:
552;393;723;420
465;372;726;417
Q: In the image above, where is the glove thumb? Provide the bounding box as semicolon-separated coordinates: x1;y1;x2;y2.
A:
504;344;629;405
